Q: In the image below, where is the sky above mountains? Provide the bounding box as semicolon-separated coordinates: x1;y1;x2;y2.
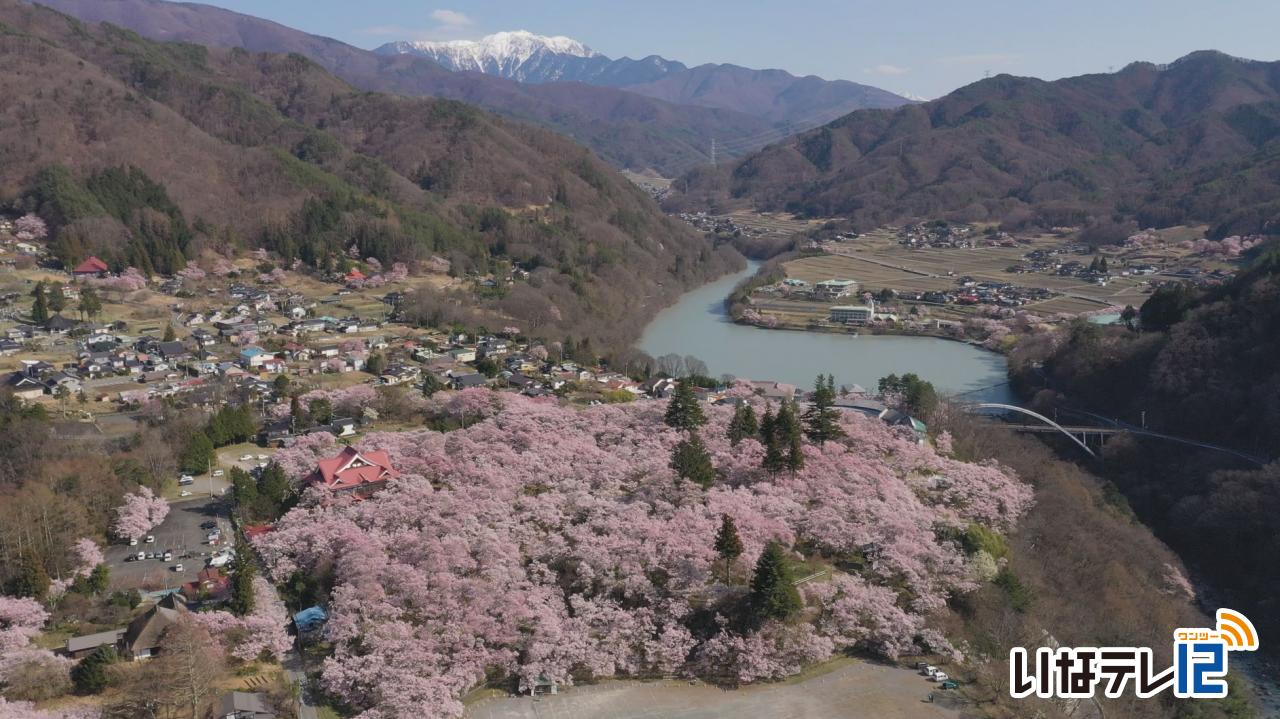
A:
196;0;1278;98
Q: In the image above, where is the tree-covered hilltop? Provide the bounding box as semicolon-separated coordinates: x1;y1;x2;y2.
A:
1010;240;1280;671
672;51;1280;240
259;392;1032;716
0;1;741;349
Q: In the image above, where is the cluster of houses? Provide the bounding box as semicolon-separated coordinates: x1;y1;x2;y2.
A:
897;222;981;249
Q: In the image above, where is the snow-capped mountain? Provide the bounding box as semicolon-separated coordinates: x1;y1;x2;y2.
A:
375;30;913;125
377;30;682;85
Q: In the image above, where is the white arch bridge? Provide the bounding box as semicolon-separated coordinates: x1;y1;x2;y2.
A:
962;404;1268;466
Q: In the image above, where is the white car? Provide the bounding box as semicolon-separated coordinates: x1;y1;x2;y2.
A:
179;474;194;483
933;672;949;683
240;454;254;462
135;551;145;561
172;564;184;572
128;538;138;546
145;535;155;544
163;551;173;561
212;469;224;477
256;454;268;461
207;553;231;568
180;490;192;497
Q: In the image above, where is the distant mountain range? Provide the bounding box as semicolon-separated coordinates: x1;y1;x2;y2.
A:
0;0;739;348
673;51;1280;239
377;30;911;125
35;1;910;176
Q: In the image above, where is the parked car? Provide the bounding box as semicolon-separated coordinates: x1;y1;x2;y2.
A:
200;521;217;530
256;454;268;461
179;490;192;497
163;551;173;561
239;454;253;462
145;535;155;543
178;477;194;486
134;552;145;561
172;564;184;572
128;538;138;546
212;469;224;477
932;672;949;682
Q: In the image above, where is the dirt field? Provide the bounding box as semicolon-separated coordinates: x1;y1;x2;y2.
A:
465;660;962;719
771;227;1233;324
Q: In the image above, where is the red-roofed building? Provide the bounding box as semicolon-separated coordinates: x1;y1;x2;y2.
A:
344;268;366;284
180;567;231;606
72;256;110;278
307;446;398;497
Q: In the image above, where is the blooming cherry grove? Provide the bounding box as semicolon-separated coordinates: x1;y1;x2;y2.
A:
259;395;1031;718
111;486;170;541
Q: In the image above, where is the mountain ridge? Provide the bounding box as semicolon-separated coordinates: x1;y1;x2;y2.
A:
671;51;1280;237
375;29;913;125
27;0;783;175
0;0;740;349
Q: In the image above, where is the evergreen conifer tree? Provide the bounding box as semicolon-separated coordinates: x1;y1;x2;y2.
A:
670;431;716;488
714;514;744;569
727;402;759;446
663;380;707;430
30;282;49;326
802;374;845;445
749;540;801;622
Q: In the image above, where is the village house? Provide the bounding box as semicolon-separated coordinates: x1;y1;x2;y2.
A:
217;691;276;719
306;446;399;497
120;594;189;660
71;256;110;279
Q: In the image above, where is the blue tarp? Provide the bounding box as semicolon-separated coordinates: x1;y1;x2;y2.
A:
293;606;328;632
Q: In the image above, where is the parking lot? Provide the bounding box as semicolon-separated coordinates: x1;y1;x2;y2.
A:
103;495;233;593
465;661;962;719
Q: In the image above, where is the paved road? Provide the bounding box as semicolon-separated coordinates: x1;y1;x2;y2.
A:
466;662;961;719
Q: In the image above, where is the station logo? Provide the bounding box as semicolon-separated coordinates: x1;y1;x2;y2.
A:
1010;609;1258;700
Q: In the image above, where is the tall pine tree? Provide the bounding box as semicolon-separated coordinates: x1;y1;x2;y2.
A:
802;374;844;445
727;403;759;447
714;514;744;579
663;380;707;431
749;540;801;622
775;400;805;472
30;282;49;326
228;542;256;616
670;431;716;488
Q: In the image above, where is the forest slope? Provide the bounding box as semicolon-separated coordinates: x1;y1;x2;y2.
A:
673;52;1280;238
0;0;740;348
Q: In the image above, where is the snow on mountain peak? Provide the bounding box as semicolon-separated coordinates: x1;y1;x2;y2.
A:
408;30;600;69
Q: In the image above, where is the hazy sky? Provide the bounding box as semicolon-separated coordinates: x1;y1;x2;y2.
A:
203;0;1279;98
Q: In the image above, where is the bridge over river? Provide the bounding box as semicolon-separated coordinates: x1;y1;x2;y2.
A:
967;403;1269;466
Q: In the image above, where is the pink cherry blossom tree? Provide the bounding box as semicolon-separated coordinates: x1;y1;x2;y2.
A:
13;214;48;242
111;487;169;541
252;392;1032;717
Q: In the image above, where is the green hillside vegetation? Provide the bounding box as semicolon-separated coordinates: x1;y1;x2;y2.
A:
673;52;1280;239
0;1;740;348
1010;240;1280;663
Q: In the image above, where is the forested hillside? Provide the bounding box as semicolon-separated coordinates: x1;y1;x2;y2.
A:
1010;241;1280;659
673;52;1280;239
0;0;740;348
33;0;784;175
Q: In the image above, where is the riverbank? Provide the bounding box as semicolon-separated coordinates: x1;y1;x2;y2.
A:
638;263;1014;404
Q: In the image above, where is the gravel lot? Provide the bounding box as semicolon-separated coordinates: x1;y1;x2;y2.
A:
103;495;232;593
466;661;962;719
